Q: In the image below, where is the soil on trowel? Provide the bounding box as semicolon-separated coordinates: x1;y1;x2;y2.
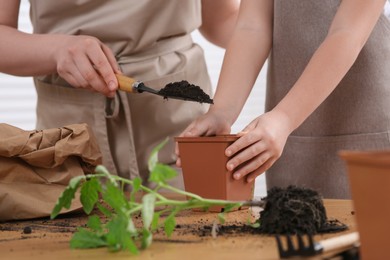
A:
157;80;214;104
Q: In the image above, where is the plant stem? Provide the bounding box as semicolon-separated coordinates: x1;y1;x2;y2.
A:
88;172;264;218
159;183;203;200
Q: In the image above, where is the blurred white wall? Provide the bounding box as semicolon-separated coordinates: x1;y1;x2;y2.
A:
0;0;267;197
0;0;36;130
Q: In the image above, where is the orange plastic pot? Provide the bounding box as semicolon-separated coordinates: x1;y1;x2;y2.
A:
175;135;254;212
340;150;390;260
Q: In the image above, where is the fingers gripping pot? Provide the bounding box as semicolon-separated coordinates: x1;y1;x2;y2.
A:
175;135;254;212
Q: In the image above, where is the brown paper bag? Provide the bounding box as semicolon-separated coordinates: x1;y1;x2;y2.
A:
0;123;102;221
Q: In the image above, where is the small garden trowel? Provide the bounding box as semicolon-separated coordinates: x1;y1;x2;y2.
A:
115;74;213;104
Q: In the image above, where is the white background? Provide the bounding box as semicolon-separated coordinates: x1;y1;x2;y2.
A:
0;0;267;196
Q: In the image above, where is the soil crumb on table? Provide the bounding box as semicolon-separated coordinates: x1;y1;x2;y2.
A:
22;226;32;234
157;80;213;104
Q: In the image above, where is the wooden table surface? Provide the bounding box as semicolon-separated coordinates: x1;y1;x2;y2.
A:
0;199;356;260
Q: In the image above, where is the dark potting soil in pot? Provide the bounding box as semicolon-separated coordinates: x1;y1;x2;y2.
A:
157;80;214;104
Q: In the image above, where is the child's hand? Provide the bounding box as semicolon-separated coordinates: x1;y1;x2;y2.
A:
175;110;231;167
226;110;292;183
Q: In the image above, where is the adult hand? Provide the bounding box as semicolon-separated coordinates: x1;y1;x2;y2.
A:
226;110;292;183
55;35;121;97
175;109;231;167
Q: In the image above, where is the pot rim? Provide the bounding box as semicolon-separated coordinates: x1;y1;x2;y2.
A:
175;134;239;143
339;149;390;166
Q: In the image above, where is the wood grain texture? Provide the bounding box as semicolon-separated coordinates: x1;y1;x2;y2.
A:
0;199;356;260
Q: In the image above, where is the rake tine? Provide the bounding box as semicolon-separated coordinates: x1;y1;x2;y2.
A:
275;234;325;258
308;234;315;249
297;234;306;252
276;233;359;259
309;234;324;254
276;235;293;258
275;235;284;256
286;235;295;254
301;234;321;256
275;235;297;258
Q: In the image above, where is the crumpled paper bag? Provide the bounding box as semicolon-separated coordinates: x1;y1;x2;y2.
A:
0;123;102;221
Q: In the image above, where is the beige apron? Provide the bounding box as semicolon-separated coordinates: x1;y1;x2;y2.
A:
266;1;390;199
29;0;212;188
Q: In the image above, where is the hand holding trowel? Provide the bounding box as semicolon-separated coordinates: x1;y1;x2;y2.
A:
115;74;213;104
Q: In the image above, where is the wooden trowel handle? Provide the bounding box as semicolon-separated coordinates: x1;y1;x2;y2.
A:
116;74;138;93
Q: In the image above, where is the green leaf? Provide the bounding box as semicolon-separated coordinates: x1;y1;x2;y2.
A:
164;215;176;237
102;182;127;213
130;177;142;203
148;138;169;172
142;193;156;229
86;215;102;232
151;211;161;231
70;228;107;249
248;218;261;228
141;229;153;249
149;163;177;184
250;222;261;228
105;216;139;254
50;175;85;219
96;202;112;218
132;177;142;192
80;177;100;214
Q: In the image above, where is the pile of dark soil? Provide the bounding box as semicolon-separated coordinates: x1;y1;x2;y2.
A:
157;80;213;104
257;186;347;235
185;186;347;237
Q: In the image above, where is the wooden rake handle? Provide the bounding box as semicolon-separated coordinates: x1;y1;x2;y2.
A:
321;232;360;252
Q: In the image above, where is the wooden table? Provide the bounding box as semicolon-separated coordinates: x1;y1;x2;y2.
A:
0;199;356;260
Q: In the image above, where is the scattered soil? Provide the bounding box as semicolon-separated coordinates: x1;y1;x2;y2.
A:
157;80;214;104
0;186;348;245
175;186;348;237
0;213;83;237
175;222;258;237
22;226;32;234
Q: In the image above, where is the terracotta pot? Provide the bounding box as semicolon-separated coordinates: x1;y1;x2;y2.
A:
175;135;254;212
339;150;390;260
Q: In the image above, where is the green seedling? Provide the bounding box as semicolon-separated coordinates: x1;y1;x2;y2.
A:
51;138;260;254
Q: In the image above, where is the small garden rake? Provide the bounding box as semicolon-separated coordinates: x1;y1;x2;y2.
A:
275;232;359;258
